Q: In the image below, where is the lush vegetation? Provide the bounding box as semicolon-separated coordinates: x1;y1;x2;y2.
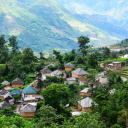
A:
0;35;128;128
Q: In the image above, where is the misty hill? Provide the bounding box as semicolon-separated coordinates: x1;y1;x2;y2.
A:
0;0;126;52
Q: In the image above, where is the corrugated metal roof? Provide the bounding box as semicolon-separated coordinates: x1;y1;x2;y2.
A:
22;86;37;94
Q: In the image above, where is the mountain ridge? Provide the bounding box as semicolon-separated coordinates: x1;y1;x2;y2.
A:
0;0;126;53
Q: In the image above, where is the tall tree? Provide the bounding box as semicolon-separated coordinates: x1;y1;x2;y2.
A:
0;35;7;53
77;36;90;57
21;48;35;65
9;35;18;54
53;50;63;67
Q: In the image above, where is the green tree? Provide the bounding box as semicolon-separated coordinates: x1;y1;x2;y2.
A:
35;105;63;127
77;36;90;57
53;50;63;65
42;84;70;110
103;47;110;58
0;34;7;52
87;69;98;95
21;48;35;65
13;95;21;103
9;35;18;54
88;53;98;68
50;112;105;128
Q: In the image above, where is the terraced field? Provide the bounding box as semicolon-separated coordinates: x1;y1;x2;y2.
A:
116;67;128;79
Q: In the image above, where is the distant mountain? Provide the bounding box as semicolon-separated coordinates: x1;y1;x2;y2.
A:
0;0;127;53
55;0;128;30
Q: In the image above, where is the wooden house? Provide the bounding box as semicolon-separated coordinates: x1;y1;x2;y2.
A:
1;81;10;87
72;68;89;78
40;68;52;76
80;88;91;96
20;103;36;118
78;97;97;112
22;86;37;101
64;62;76;71
12;78;24;88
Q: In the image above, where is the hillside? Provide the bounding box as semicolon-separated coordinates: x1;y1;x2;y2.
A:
0;0;125;52
55;0;128;34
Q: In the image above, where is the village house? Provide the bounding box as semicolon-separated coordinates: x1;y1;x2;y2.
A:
12;78;24;88
4;95;14;105
72;68;89;78
107;62;122;70
22;86;37;101
0;101;11;109
66;77;78;84
78;78;88;86
20;103;37;118
78;97;97;112
10;89;21;96
32;81;43;91
0;90;10;100
51;69;66;78
0;90;14;105
80;88;91;96
97;71;108;84
64;62;76;71
1;80;10;87
41;67;52;76
35;95;44;101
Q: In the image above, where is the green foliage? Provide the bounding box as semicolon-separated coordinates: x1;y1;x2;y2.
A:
103;47;110;58
88;53;98;68
45;76;64;84
21;48;37;65
50;112;105;128
48;65;58;71
35;105;64;127
9;36;18;54
36;101;43;110
0;115;34;128
42;84;70;109
13;95;21;103
77;36;90;57
53;50;63;65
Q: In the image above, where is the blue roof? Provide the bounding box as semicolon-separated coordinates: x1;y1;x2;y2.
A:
10;90;21;95
22;86;37;94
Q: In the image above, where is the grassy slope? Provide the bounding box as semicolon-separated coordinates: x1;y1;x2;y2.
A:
0;0;121;53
